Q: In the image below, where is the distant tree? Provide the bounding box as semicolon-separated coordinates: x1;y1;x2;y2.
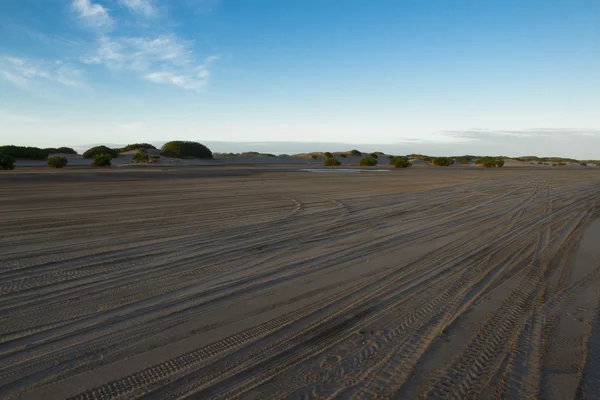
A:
369;152;379;159
90;153;112;167
339;153;347;158
432;157;453;166
83;146;119;159
324;152;333;158
455;156;471;165
161;141;212;159
0;153;15;170
311;154;318;160
350;149;362;156
359;156;378;166
580;162;587;167
324;158;341;166
47;156;68;168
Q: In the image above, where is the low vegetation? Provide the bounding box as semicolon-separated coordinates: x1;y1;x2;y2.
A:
432;157;453;166
369;152;379;159
0;145;77;160
90;154;112;167
323;152;333;159
161;141;213;159
83;146;119;159
476;157;505;168
119;143;156;152
407;154;433;162
0;152;15;170
359;156;378;166
47;156;68;168
389;156;412;168
132;151;149;163
323;158;341;166
455;156;472;165
349;149;362;156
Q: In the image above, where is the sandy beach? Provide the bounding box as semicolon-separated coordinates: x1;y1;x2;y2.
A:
1;167;600;399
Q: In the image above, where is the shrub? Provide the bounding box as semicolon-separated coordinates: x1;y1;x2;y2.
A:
391;156;412;168
83;146;119;159
120;143;156;152
161;141;212;159
359;156;378;166
324;158;341;166
324;152;333;159
350;149;362;156
133;152;149;163
369;153;379;159
0;152;15;170
478;157;504;168
537;161;543;164
48;156;68;168
311;155;318;160
0;145;56;160
580;162;587;167
46;147;77;154
339;153;347;158
90;153;112;167
432;157;453;166
455;156;471;165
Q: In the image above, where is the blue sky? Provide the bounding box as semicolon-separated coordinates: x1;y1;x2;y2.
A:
1;0;599;157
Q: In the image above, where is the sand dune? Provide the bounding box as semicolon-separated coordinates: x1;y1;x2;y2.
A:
1;167;600;399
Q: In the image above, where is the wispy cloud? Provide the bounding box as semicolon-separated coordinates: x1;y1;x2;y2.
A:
119;0;156;17
72;0;113;28
84;35;218;91
0;56;87;89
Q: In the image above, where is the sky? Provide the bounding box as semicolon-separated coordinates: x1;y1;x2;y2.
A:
0;0;599;158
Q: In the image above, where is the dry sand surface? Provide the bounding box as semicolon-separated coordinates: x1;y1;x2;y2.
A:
1;167;600;399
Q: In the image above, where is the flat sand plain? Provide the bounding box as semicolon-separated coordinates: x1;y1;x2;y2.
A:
1;167;600;399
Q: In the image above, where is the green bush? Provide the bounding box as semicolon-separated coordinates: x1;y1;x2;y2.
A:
0;145;73;160
339;153;347;158
390;156;412;168
478;157;504;168
48;156;68;168
432;157;453;166
350;149;362;156
161;141;213;159
359;156;378;166
369;153;379;159
46;147;77;154
83;146;119;159
311;155;318;160
120;143;156;152
90;153;112;167
323;158;341;166
0;153;15;170
455;156;471;165
580;162;587;167
132;152;149;163
324;152;333;159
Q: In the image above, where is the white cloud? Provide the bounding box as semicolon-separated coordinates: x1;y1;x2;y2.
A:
85;35;218;91
0;56;87;89
119;0;156;17
72;0;113;28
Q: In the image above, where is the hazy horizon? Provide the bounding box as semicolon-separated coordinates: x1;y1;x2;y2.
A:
1;1;599;158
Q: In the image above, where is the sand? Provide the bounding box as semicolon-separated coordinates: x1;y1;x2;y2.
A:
1;167;600;399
